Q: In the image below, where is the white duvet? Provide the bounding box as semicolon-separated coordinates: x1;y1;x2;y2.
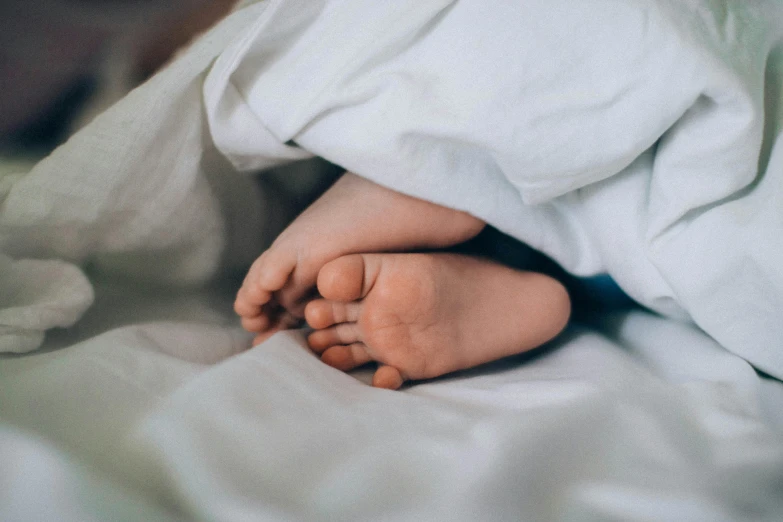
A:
205;0;783;377
1;0;783;520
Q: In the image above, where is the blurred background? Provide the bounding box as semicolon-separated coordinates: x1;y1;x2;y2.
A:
0;0;238;155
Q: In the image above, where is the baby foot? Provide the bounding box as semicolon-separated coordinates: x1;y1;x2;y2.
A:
235;173;485;344
304;253;571;389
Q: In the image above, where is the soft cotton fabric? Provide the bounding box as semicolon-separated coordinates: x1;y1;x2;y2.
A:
1;2;783;519
1;280;782;521
1;0;781;378
205;0;783;377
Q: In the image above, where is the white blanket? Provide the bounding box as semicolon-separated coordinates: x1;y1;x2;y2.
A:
205;0;783;377
1;1;783;519
2;0;782;376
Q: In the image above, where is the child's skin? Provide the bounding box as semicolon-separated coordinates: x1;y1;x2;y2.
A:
234;172;571;389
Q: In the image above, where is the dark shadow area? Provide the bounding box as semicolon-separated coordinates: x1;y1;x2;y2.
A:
453;225;640;324
2;77;97;153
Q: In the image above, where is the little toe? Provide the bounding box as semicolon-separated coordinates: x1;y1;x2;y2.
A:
307;323;362;352
372;365;405;390
317;254;381;302
304;299;362;329
241;314;271;333
321;343;373;371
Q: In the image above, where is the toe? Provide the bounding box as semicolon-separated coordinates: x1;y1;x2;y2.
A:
243;281;273;305
244;249;298;294
307;323;362;352
234;288;264;317
235;275;275;317
241;314;270;333
304;299;361;329
372;365;405;390
321;343;373;371
317;254;380;302
257;250;298;290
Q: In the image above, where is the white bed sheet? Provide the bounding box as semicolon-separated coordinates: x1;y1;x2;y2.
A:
2;1;783;520
2;277;783;521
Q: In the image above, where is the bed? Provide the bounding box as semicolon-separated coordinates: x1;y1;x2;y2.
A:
2;1;782;520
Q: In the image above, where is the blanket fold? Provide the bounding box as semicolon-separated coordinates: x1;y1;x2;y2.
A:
0;4;270;352
206;0;783;377
1;0;781;379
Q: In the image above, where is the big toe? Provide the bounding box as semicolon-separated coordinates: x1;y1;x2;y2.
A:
248;248;298;293
317;254;373;302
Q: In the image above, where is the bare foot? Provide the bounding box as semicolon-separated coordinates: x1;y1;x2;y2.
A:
234;173;485;343
304;253;571;389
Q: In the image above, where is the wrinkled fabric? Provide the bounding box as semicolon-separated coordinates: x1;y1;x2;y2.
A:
1;281;782;521
1;2;782;519
205;0;783;377
2;1;780;377
0;3;280;353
